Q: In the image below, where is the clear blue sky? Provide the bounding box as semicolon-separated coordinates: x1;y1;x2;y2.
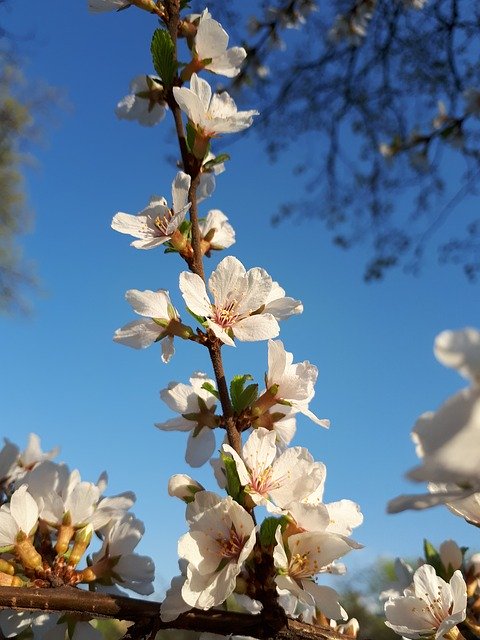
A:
2;0;480;598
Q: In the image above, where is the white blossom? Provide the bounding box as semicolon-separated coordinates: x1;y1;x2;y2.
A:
173;74;258;137
434;327;480;384
114;289;185;364
91;514;155;595
155;373;218;467
384;564;466;640
223;428;323;512
179;256;281;346
1;434;59;484
264;340;330;427
168;474;205;503
178;492;256;609
388;327;480;513
425;483;480;526
28;467;127;532
273;527;356;620
264;281;303;321
199;210;235;252
0;441;18;487
0;485;38;548
439;540;463;572
111;172;190;250
193;10;246;78
115;75;167;127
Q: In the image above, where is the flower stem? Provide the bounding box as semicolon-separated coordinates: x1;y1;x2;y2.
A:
165;0;240;454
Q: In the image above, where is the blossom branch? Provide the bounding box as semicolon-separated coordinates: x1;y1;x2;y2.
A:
0;587;342;640
207;340;239;451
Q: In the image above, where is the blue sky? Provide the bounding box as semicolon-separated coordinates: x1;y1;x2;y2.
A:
2;0;480;598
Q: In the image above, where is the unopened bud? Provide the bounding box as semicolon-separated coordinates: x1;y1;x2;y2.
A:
0;572;24;587
131;0;163;16
68;524;94;567
0;559;15;575
15;539;43;571
56;523;75;556
168;474;204;503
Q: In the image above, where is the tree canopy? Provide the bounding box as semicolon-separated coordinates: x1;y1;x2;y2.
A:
207;0;480;280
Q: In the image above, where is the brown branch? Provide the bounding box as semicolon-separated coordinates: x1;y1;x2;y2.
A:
208;340;239;451
0;587;341;640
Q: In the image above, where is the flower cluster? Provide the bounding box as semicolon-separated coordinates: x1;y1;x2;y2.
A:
0;434;153;639
13;4;477;640
104;2;364;631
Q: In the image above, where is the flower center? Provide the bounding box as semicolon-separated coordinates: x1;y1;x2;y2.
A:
419;586;448;625
216;524;245;561
250;467;274;495
212;299;240;328
154;209;175;236
289;552;310;579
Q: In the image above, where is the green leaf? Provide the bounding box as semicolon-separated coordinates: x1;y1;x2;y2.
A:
260;516;288;548
230;374;254;412
150;29;176;87
203;153;230;171
220;451;242;501
423;539;444;576
201;381;220;400
180;0;190;8
186;121;196;153
236;383;258;412
178;219;191;235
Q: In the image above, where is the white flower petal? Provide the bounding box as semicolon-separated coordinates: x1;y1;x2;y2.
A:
179;272;211;317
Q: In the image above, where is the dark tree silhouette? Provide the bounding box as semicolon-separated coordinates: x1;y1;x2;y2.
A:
205;0;480;280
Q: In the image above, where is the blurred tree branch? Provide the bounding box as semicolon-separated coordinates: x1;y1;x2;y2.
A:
0;0;59;313
204;0;480;280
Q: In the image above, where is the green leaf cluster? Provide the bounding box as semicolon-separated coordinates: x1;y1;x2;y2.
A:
230;374;258;413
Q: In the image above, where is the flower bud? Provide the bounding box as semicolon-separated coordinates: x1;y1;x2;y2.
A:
55;523;75;556
0;559;15;575
0;572;25;587
168;474;204;503
68;524;94;567
15;538;43;571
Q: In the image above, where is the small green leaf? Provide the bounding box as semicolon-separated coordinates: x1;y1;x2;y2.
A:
186;121;196;153
178;219;191;235
220;451;242;501
423;539;444;576
230;374;254;412
150;29;176;87
236;383;259;412
260;516;288;548
203;153;230;171
179;0;190;8
201;382;220;399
